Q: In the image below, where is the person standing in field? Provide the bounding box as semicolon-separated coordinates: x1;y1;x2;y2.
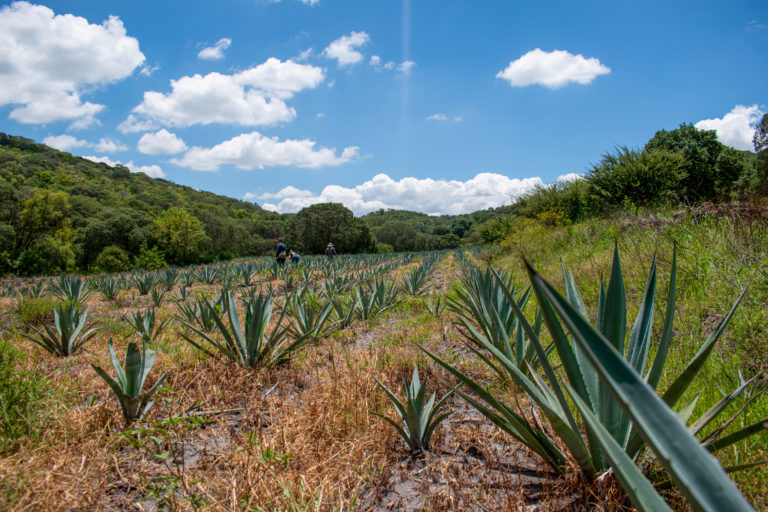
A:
325;242;337;261
275;238;287;266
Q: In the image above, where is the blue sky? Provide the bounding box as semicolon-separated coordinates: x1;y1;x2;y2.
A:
1;0;766;215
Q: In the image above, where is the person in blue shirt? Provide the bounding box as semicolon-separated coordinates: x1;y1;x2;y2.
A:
275;238;287;265
289;250;300;263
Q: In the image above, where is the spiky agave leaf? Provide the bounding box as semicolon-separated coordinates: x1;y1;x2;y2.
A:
373;367;453;455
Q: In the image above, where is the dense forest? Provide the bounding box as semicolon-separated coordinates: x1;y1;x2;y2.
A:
2;115;766;276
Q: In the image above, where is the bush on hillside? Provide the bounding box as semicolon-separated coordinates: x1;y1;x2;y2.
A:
510;178;599;223
94;245;131;273
587;147;686;207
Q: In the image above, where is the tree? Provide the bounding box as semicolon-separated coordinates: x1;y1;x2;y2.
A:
94;245;131;273
753;113;768;154
15;190;71;259
153;207;205;265
644;123;746;200
286;203;375;255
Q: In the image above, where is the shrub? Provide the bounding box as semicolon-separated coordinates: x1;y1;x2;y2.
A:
512;178;599;222
587;147;685;207
95;245;131;273
134;245;167;271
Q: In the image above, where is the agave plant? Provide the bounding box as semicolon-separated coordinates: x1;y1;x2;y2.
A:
423;246;765;492
125;308;170;345
331;296;359;329
287;292;334;340
173;285;189;302
149;287;167;307
373;366;454;456
401;265;430;296
531;262;757;511
355;286;378;320
237;263;257;287
159;268;178;292
175;296;220;333
20;281;47;298
448;265;547;375
94;277;121;301
195;265;219;285
424;294;446;318
92;338;169;423
20;302;99;356
179;289;309;368
133;272;157;296
50;274;92;305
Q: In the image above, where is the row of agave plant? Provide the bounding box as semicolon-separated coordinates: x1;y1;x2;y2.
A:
374;246;765;511
1;251;441;300
12;250;445;424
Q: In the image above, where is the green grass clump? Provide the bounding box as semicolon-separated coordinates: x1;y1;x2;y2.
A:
0;341;56;453
14;297;57;326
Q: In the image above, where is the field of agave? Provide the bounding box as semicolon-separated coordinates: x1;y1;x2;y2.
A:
0;238;765;510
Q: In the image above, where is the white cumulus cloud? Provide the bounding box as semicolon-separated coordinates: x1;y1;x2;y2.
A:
127;58;324;129
426;113;447;121
398;60;417;74
43;134;89;151
118;114;159;134
137;129;188;155
172;131;359;171
84;155;165;178
253;172;544;215
198;37;232;60
0;2;145;126
557;172;584;183
322;31;370;66
695;104;764;151
43;134;126;153
94;137;128;153
497;48;610;89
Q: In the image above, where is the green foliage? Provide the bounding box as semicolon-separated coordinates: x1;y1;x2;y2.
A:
587;147;686;207
179;289;309;368
0;133;280;275
153;207;206;266
511;178;598;223
645;123;746;200
94;245;132;273
20;302;99;356
373;367;453;455
92;338;169;423
753;113;768;154
134;245;167;271
425;247;765;508
0;341;53;453
529;257;756;511
14;297;56;326
15;233;75;275
287;202;375;255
